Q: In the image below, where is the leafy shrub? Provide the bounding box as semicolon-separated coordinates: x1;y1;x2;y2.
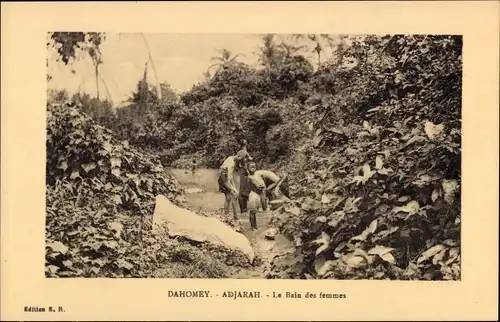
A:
269;35;462;280
45;102;250;278
50;34;462;281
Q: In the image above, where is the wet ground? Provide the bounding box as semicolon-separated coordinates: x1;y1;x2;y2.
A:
167;168;294;278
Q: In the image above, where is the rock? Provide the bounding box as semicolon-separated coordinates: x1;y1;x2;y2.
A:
264;228;279;240
152;195;255;263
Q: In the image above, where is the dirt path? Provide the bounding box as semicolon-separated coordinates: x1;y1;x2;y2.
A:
169;168;294;278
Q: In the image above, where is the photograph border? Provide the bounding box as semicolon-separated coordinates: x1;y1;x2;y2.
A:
2;1;499;321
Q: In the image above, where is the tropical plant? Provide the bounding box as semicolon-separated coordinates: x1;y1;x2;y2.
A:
48;32;106;98
208;48;245;74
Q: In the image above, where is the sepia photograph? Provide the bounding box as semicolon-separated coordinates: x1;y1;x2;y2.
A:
3;1;499;320
45;32;462;280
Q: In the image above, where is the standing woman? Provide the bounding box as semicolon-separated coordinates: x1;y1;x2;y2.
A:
237;139;253;214
218;152;246;219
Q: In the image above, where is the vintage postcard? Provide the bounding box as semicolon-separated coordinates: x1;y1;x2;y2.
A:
1;1;498;321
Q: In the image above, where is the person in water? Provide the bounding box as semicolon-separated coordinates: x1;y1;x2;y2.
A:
218;151;247;219
191;159;198;175
191;159;198;184
245;161;288;230
236;139;253;214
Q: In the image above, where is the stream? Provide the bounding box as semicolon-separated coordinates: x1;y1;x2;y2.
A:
167;168;295;278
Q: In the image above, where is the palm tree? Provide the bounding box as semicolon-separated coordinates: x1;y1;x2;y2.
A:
258;34;292;68
279;42;307;59
289;34;336;67
207;48;244;74
258;34;279;69
257;34;307;70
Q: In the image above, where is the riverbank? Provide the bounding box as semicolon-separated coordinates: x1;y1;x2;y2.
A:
166;167;294;279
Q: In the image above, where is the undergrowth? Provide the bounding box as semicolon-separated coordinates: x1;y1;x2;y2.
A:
45;102;251;278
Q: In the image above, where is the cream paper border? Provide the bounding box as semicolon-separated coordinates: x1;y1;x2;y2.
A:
1;1;499;321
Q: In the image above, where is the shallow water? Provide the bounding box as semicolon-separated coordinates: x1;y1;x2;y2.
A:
167;168;230;212
167;167;294;278
167;168;240;193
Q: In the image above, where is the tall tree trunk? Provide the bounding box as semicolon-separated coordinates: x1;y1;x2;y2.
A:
140;61;148;118
98;73;114;107
140;33;162;101
315;43;322;67
95;64;100;100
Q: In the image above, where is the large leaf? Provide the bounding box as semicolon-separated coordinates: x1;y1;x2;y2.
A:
70;171;80;180
424;121;444;141
315;216;328;223
109;221;123;237
393;200;420;215
314;232;331;256
58;161;69;171
316;244;329;256
312;134;323;147
380;253;396;264
47;240;69;255
46;265;60;274
102;141;113;153
111;168;121;177
417;244;445;264
81;162;97;173
442;179;459;205
327;211;345;229
321;194;332;204
353;248;373;264
314;231;331;247
404;135;426;148
315;260;335;277
286;205;301;216
101;239;118;250
344;197;362;213
110;157;122;168
444;247;460;266
373;226;399;242
352;219;378;241
352;163;375;185
431;189;441;202
432;248;447;265
368;245;395;256
331;196;345;211
368;245;396;264
344;255;365;268
112;194;122;205
375;155;384;170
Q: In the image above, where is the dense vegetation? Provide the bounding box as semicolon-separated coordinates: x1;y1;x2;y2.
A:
47;33;462;279
45;102;251;277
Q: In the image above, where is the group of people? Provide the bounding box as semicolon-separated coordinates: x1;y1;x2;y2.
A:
217;139;290;231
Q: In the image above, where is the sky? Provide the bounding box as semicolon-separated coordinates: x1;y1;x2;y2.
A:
47;33;273;106
47;33;342;107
